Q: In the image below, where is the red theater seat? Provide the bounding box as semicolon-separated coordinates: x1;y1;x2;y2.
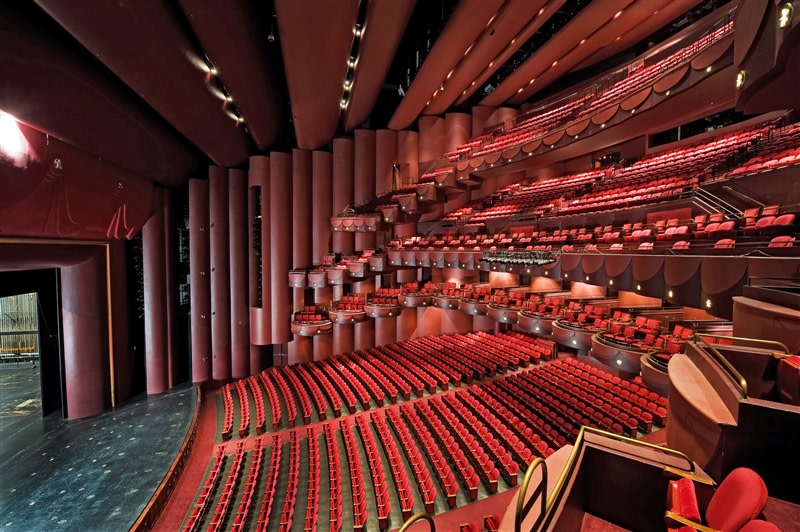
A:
666;467;769;532
714;239;735;249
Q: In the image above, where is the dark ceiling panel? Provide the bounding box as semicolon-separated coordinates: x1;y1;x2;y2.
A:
510;0;674;104
35;0;252;168
482;0;634;107
453;0;567;107
572;0;707;72
275;0;360;150
178;0;285;150
387;0;504;131
0;4;197;187
425;0;548;116
343;0;416;131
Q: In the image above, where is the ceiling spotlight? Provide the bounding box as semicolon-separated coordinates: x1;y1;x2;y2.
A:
736;70;746;89
779;3;793;27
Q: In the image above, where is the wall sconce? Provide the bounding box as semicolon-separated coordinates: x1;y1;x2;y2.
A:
736;70;746;89
779;3;793;28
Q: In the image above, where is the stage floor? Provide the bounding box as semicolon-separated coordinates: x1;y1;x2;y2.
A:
0;366;197;531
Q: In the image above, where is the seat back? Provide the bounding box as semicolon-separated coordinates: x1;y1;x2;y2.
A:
772;213;795;226
714;239;735;249
768;236;795;247
760;204;780;216
705;468;769;531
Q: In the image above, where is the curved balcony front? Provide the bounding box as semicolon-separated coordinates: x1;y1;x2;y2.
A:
346;261;369;279
326;267;347;285
399;293;433;308
363;302;402;319
288;270;307;288
487;303;520;325
459;298;489;316
307;270;327;289
328;308;367;324
291;319;333;336
433;295;461;310
640;355;670;397
551;320;598;351
368;254;386;272
517;311;557;335
590;333;649;374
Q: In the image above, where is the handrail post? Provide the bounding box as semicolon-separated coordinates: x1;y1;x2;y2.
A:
399;512;436;532
515;458;548;532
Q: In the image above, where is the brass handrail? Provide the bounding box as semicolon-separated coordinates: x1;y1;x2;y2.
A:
694;333;789;354
538;426;696;531
515;458;548;532
399;512;436;532
695;336;749;399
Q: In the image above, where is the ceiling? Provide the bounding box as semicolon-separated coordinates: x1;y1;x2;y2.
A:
0;0;730;187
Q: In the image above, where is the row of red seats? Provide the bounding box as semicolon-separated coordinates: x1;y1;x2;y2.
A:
247;376;266;434
354;416;392;530
230;438;263;531
342;352;400;403
399;405;462;507
234;380;250;438
303;427;321;532
282;367;313;424
183;446;226;531
370;412;416;520
315;360;359;414
322;423;344;532
329;359;373;408
257;371;282;431
304;362;343;417
441;393;520;485
207;441;246;531
278;431;301;530
254;435;282;531
294;363;328;421
417;399;498;497
340;420;369;531
221;384;234;440
337;295;364;311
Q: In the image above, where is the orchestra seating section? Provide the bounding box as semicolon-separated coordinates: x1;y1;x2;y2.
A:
189;333;670;531
441;23;733;162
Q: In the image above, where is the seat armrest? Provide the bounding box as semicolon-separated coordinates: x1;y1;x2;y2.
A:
665;511;719;532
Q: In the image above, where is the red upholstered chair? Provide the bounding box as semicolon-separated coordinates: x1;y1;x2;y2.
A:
672;240;691;250
665;467;769;532
761;213;796;237
740;520;782;532
714;239;735;249
768;235;795;248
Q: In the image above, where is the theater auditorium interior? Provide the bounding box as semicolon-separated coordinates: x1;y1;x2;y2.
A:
1;0;799;530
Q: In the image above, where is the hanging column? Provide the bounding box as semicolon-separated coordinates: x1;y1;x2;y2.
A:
248;156;271;372
289;149;313;364
270;153;293;351
397;306;417;343
142;186;169;394
209;167;232;380
189;179;211;382
61;253;109;418
332;137;355;256
312;151;333;264
376;130;398;197
229;169;250;378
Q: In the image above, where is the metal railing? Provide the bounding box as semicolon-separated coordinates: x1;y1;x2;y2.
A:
399;512;436;532
694;336;749;399
515;458;548;532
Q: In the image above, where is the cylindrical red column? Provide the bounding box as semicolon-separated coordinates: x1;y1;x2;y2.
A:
189;179;211;382
354;320;375;352
229;169;250;378
313;335;333;360
354;130;375;206
332;137;355;216
473;315;495;332
161;189;178;387
375;130;398;197
397;130;420;183
143;188;169;394
210;166;231;381
396;269;417;283
375;317;398;347
397;307;417;343
355;232;376;252
108;240;130;404
62;253;109;418
333;323;355;356
445;113;471;154
292;149;312;269
249;156;271;348
312;151;333;264
270;153;293;345
332;231;355;255
418;116;445;164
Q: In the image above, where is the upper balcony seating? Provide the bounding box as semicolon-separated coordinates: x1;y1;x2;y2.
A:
446;23;733;161
294;306;328;324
